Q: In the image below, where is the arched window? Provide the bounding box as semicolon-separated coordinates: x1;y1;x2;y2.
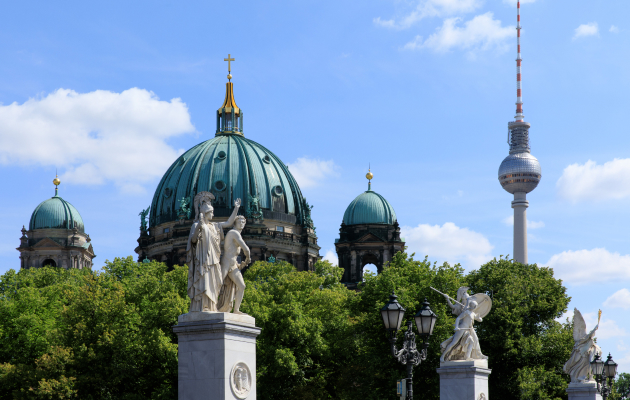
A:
363;263;378;277
42;258;57;268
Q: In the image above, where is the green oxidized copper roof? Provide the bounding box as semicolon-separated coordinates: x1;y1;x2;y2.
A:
29;195;85;232
342;184;397;225
149;133;308;227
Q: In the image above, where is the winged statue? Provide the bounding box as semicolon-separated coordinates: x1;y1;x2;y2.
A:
432;286;492;362
563;308;602;383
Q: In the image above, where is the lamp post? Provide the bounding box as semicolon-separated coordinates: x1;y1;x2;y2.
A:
381;293;437;400
591;353;618;400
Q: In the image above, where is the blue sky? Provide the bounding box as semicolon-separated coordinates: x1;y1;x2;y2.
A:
1;0;630;371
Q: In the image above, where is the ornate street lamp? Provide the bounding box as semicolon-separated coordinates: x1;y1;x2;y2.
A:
380;293;437;400
591;353;618;400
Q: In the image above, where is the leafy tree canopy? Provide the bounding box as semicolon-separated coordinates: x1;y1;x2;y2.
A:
0;254;574;400
0;257;188;400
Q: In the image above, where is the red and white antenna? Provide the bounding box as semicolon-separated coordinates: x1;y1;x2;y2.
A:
515;0;524;122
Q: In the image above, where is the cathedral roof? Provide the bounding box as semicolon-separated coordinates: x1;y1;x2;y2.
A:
149;80;309;228
29;194;85;232
342;172;397;226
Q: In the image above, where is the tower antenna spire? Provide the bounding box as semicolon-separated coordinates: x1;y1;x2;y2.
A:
515;0;523;122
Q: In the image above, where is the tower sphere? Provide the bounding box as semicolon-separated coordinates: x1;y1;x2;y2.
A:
498;152;541;194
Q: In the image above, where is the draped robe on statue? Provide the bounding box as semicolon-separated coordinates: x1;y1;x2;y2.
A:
186;221;224;312
564;308;601;383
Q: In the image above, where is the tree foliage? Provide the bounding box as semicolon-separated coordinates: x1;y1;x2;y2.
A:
0;257;188;399
611;373;630;400
0;253;575;400
466;259;573;400
242;259;356;400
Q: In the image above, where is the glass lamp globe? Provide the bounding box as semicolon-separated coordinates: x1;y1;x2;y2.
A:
604;354;618;379
381;292;405;333
591;354;604;377
414;298;438;338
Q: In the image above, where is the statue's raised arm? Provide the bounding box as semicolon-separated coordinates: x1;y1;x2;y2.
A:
219;198;242;229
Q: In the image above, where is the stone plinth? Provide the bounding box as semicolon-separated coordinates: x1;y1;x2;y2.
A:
437;360;491;400
173;312;261;400
567;382;602;400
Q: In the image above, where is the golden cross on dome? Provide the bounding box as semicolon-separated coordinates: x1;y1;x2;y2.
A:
224;54;235;73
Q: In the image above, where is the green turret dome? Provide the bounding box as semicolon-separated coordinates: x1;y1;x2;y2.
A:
29;194;85;232
342;181;397;225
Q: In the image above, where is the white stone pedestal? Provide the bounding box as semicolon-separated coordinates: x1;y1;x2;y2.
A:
567;382;602;400
437;360;491;400
173;312;261;400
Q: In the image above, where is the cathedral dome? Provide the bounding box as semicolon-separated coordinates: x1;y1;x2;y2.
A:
149;134;308;226
29;195;85;232
342;183;397;226
139;70;319;272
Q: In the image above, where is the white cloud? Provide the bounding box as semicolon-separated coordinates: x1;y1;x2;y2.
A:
583;312;627;340
374;0;482;30
610;25;620;33
545;248;630;285
616;342;630;370
401;222;493;268
323;248;338;266
604;288;630;309
403;13;513;52
556;159;630;202
556;308;574;323
0;88;195;193
286;158;338;189
573;22;599;39
502;215;545;229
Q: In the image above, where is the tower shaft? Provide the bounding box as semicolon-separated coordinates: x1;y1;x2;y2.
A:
512;192;528;264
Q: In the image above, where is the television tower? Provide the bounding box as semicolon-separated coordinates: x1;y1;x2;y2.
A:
498;0;541;264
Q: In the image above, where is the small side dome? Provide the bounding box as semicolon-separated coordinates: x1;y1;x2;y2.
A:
29;196;85;232
343;171;396;225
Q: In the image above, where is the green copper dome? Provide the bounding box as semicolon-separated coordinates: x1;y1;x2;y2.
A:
342;186;397;225
29;195;85;232
150;133;309;227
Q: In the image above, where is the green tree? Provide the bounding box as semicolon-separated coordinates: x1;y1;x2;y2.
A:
0;257;188;400
611;372;630;400
466;258;572;400
342;251;465;400
241;259;355;400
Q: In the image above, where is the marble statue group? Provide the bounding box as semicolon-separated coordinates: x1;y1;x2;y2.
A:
433;286;493;363
186;191;251;314
564;308;602;383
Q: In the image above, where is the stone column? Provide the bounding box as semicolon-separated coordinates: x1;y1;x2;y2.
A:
350;250;357;281
173;312;261;400
437;360;491;400
512;191;528;264
567;382;602;400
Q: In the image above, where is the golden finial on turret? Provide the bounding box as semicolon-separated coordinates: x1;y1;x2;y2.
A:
53;172;60;196
366;167;373;191
224;54;235;81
